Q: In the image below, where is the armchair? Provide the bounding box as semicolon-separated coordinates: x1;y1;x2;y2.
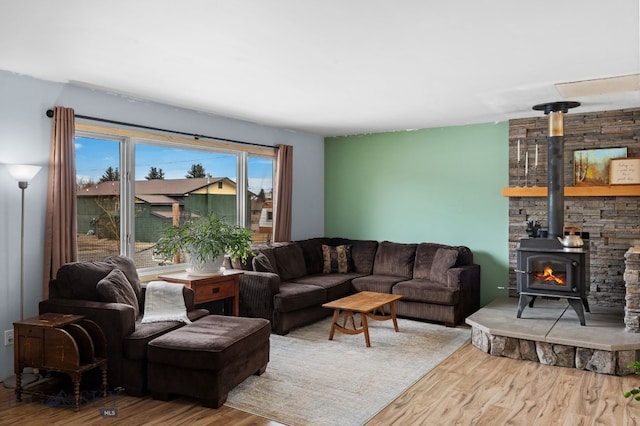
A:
39;256;208;396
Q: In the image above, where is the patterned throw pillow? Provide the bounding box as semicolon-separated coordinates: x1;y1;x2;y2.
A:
322;244;353;274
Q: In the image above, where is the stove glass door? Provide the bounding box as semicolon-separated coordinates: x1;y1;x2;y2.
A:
526;254;575;292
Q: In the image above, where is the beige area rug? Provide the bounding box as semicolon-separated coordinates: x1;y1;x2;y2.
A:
225;316;470;426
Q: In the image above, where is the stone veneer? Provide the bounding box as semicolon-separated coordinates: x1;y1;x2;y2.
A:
508;108;640;306
625;247;640;332
466;296;640;376
470;327;636;376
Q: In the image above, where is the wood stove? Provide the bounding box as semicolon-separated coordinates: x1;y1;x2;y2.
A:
516;238;590;325
515;101;591;325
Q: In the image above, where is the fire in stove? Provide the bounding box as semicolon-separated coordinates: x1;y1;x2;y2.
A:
534;266;566;285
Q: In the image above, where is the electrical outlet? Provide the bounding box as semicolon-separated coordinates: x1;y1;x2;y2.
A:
4;329;14;346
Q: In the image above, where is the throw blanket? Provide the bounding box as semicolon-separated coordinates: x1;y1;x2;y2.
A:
141;281;192;324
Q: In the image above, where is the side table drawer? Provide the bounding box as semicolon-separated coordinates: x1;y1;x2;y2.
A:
194;278;236;303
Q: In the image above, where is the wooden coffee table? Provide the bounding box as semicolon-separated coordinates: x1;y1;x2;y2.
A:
322;291;403;347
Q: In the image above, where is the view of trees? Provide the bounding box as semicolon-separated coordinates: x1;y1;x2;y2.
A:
94;164;213;183
99;166;120;182
146;166;165;180
186;163;206;178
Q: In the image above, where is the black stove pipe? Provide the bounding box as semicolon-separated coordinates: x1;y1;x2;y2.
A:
532;101;580;239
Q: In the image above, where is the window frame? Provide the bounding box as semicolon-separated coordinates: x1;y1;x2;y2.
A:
75;122;276;276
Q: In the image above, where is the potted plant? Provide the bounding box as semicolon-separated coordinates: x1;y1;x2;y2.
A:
154;213;253;275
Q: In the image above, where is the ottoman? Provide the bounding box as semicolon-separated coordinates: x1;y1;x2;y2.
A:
147;315;270;408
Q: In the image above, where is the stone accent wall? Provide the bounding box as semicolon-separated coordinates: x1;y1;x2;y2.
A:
471;326;637;376
508;108;640;306
625;247;640;332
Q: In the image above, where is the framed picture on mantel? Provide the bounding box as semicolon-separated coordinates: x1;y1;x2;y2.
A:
573;147;627;186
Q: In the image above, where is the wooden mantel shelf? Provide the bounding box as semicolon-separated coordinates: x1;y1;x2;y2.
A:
502;185;640;197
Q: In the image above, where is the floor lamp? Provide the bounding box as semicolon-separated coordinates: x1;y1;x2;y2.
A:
3;164;42;389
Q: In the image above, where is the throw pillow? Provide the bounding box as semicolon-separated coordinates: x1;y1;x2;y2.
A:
322;244;353;274
430;248;459;284
252;252;276;273
96;268;139;318
272;243;307;281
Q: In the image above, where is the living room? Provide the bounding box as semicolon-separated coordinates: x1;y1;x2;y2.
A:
1;1;639;424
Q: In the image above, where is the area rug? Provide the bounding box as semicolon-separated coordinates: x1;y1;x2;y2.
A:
225;316;470;426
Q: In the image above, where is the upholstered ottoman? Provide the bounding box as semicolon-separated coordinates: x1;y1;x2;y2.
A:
147;315;270;408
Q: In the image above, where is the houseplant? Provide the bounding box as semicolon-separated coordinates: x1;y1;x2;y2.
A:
154;213;253;275
624;360;640;401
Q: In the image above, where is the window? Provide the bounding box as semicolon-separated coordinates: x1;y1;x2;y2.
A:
75;124;275;272
248;155;275;244
76;135;122;261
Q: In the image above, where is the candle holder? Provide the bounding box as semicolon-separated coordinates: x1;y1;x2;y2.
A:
534;143;539;186
515;139;521;187
524;151;529;187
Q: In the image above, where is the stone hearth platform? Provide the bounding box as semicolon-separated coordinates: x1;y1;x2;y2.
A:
465;297;640;376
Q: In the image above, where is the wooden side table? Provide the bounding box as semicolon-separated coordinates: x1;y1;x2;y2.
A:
14;313;108;411
158;271;242;316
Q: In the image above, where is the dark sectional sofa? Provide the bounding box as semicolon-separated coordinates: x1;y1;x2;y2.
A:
225;238;481;335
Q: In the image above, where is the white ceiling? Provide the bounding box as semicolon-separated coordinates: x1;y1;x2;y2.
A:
1;1;639;136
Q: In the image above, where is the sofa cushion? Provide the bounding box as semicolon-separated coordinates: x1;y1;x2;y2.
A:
351;275;404;294
96;269;139;318
330;239;378;274
413;243;470;280
412;243;440;280
322;244;352;273
272;243;307;281
372;241;417;279
430;248;459;284
274;282;326;313
297;237;330;275
292;273;362;301
55;256;142;303
252;252;276;273
123;309;208;360
392;279;459;305
104;256;143;302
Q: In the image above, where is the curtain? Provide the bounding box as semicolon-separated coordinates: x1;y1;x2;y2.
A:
42;106;77;298
273;144;293;242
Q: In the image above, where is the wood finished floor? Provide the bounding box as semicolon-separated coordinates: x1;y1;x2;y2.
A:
2;342;640;425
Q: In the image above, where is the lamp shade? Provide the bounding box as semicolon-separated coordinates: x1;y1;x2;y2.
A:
7;164;41;182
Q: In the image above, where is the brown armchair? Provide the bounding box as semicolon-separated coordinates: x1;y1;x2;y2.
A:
38;256;208;396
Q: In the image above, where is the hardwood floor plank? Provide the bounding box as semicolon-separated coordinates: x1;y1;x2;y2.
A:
3;341;640;425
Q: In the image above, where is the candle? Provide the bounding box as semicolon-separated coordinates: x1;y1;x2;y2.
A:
535;144;538;167
517;140;521;162
525;151;528;175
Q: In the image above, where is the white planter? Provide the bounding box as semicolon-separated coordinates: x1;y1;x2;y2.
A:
184;252;225;276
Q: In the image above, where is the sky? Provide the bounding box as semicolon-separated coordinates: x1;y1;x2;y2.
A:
75;136;273;193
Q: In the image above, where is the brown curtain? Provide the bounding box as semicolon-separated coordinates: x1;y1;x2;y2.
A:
273;144;293;242
42;106;77;298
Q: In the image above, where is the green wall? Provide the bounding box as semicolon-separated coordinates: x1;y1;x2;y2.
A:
325;122;509;305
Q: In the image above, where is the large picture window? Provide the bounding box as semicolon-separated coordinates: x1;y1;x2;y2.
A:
75;125;274;272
